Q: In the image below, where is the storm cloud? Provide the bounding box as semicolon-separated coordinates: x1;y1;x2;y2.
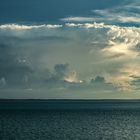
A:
0;0;140;99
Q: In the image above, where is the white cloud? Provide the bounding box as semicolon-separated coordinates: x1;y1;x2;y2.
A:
65;22;107;28
91;2;140;24
117;16;140;23
61;1;140;25
0;24;62;30
61;17;97;22
64;71;83;83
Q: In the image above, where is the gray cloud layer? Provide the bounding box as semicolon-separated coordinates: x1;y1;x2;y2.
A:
0;23;139;98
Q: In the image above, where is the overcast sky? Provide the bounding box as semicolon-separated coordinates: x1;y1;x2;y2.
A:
0;0;140;99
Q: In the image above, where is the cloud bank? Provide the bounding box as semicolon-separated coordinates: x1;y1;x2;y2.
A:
0;21;140;99
0;0;140;99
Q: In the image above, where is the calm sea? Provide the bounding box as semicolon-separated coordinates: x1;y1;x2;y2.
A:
0;100;140;140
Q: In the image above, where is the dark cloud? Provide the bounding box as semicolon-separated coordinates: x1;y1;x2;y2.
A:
25;63;70;87
0;43;33;87
0;34;72;88
135;43;140;52
54;63;69;80
91;76;105;83
41;64;70;87
130;76;140;87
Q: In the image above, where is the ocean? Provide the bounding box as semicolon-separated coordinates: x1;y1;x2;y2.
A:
0;100;140;140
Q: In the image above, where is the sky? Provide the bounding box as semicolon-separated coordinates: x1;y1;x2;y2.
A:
0;0;140;99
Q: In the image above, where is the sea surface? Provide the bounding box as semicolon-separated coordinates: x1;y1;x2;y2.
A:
0;100;140;140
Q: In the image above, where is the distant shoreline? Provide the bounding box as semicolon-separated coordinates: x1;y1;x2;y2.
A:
1;99;140;110
1;99;140;101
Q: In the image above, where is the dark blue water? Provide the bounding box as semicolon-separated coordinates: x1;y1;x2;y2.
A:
0;100;140;140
